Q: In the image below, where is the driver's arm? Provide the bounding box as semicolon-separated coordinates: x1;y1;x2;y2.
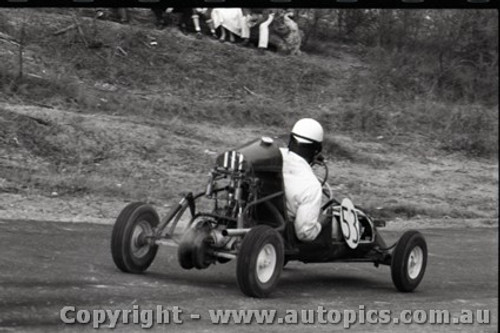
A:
294;181;323;242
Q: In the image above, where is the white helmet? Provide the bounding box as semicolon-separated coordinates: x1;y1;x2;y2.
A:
291;118;324;143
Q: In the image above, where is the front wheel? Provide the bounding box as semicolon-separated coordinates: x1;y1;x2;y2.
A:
236;225;284;298
391;230;427;292
111;202;159;273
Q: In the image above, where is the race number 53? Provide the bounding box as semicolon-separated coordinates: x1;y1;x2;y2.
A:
340;198;360;249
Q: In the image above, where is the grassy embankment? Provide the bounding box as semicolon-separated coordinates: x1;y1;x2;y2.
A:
0;9;497;222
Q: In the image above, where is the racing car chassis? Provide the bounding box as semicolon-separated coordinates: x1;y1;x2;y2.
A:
111;138;427;298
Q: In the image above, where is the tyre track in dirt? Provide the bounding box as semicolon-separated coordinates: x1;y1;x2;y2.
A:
0;219;497;332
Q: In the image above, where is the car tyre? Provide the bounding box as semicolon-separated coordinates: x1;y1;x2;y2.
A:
236;225;284;298
111;202;159;273
391;230;427;292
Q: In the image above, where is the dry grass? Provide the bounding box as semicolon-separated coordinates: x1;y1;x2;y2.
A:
0;9;497;222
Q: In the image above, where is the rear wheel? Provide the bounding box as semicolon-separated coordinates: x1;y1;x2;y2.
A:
391;230;427;292
111;202;159;273
236;225;284;298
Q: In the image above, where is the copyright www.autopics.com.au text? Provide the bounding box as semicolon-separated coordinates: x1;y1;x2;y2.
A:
60;305;492;329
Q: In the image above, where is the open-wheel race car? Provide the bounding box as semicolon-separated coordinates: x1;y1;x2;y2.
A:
111;137;427;298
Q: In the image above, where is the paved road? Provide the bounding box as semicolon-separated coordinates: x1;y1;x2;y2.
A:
0;220;497;332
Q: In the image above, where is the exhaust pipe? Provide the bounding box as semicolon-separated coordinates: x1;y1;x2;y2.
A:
221;228;251;237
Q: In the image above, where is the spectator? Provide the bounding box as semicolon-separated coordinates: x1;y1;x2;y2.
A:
256;11;275;53
211;8;244;43
192;8;217;39
152;8;216;38
263;9;304;55
176;8;194;35
151;6;169;28
241;9;275;53
240;8;252;46
281;10;302;55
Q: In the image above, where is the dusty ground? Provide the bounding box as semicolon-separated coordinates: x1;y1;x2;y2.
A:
0;220;497;332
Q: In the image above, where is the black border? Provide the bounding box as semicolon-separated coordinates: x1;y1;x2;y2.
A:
0;0;497;9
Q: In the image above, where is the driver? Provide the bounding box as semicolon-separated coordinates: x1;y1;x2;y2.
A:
280;118;329;242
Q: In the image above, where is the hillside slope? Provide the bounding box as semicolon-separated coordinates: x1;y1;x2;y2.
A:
0;9;497;226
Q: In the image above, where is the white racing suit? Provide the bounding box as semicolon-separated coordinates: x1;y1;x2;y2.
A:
280;148;323;242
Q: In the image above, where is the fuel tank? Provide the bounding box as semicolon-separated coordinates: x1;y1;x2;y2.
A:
215;137;283;174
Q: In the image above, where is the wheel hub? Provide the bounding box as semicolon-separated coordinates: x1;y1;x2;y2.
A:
256;244;277;284
131;220;153;258
407;246;424;279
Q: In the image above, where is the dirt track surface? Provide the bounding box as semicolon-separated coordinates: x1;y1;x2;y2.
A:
0;220;497;332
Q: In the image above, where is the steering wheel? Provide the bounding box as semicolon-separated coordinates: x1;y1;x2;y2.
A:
312;155;344;214
312;156;329;188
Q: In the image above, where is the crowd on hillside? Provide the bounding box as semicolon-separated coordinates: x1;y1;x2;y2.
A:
95;8;302;55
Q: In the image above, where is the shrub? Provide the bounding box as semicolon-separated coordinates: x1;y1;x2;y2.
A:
439;105;498;157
